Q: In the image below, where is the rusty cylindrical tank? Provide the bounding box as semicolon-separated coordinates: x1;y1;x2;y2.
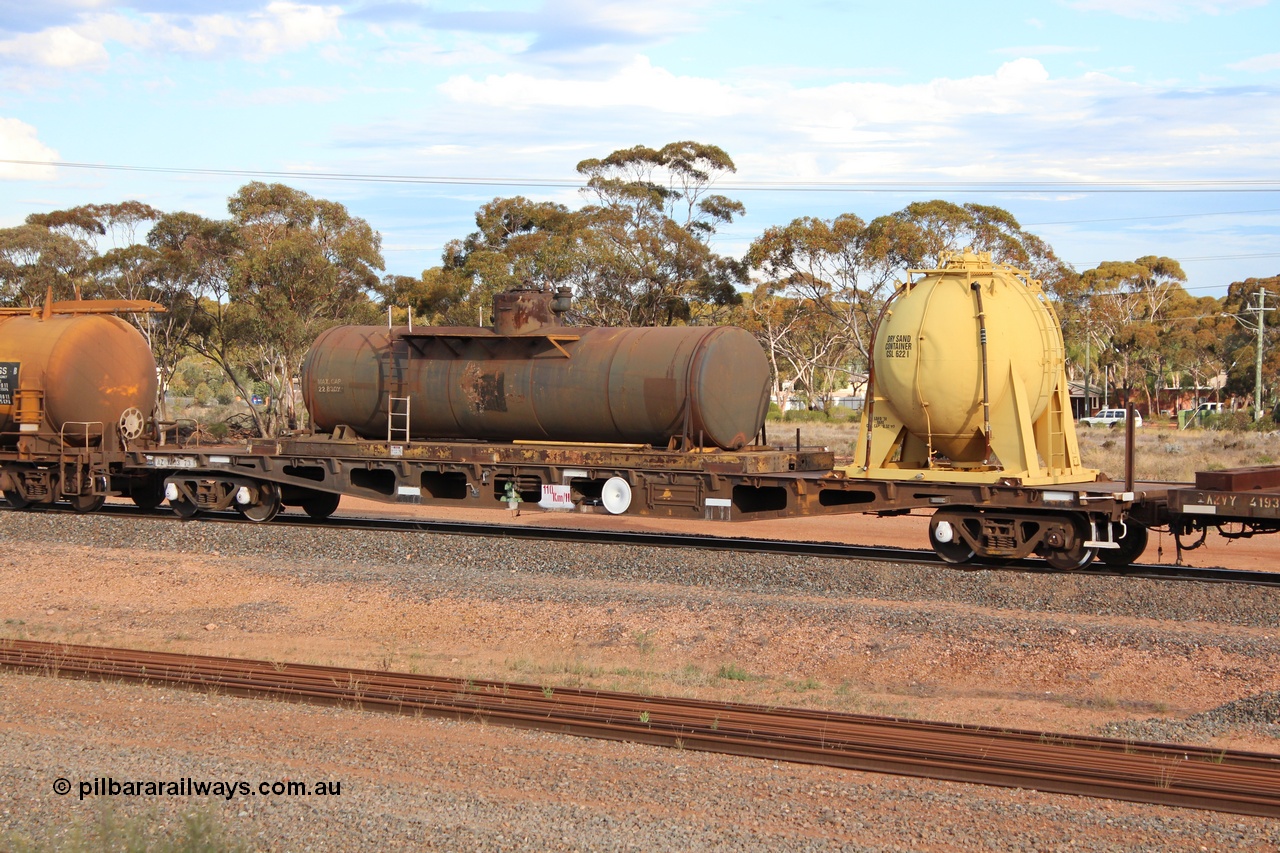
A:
0;311;158;446
301;288;770;450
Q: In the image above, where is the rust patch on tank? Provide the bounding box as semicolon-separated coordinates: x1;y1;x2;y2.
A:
460;363;507;412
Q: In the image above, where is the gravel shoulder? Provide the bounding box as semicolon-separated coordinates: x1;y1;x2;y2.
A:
2;507;1280;849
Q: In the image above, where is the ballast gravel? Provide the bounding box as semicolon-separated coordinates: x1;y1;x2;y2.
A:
1;509;1280;850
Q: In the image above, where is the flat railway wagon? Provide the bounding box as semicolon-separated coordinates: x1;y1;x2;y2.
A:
4;260;1273;572
147;262;1156;571
1154;466;1280;560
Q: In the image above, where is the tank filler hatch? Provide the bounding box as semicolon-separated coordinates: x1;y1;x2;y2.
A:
397;286;581;357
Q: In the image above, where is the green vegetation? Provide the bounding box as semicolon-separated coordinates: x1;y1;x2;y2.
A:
716;663;753;682
4;806;247;853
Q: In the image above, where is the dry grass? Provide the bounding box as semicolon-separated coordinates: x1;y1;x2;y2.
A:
776;417;1279;483
768;414;862;460
1075;427;1278;483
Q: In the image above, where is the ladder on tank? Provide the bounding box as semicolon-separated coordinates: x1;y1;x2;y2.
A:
387;396;410;445
382;335;412;445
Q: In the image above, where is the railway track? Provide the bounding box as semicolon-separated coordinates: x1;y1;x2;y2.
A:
3;639;1278;817
10;501;1278;588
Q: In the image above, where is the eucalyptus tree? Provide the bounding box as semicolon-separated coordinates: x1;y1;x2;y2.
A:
0;222;89;306
1220;275;1280;413
1078;256;1190;412
386;196;586;326
226;182;384;434
574;141;746;325
146;212;244;423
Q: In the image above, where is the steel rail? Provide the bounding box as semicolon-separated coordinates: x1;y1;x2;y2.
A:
3;639;1279;817
14;502;1277;588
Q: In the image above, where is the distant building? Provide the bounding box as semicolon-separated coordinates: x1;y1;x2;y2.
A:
1069;371;1235;419
770;374;868;411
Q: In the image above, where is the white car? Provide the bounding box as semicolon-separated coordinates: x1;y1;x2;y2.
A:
1079;408;1143;428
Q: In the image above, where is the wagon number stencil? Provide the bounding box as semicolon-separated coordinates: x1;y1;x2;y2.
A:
0;362;17;407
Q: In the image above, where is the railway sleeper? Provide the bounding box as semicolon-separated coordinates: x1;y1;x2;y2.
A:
928;508;1127;570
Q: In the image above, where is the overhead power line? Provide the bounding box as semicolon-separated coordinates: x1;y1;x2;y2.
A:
1027;208;1280;226
1172;253;1280;263
4;159;1280;194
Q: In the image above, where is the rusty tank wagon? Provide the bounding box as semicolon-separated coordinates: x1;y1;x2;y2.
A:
301;286;771;451
0;297;162;511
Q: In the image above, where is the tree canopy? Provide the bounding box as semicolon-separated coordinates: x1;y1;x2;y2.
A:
5;140;1275;434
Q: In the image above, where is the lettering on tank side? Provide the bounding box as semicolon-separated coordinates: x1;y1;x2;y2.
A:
0;362;17;406
883;334;913;358
315;378;343;393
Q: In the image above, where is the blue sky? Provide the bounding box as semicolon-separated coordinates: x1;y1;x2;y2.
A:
2;0;1279;297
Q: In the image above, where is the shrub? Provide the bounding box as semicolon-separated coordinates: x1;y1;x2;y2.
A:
781;409;831;423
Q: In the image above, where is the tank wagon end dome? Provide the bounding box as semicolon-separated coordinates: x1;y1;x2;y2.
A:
0;311;158;443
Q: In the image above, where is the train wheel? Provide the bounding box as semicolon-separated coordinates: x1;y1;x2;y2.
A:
237;483;281;523
1044;545;1097;571
3;489;30;509
301;491;340;521
929;512;975;564
1042;516;1097;570
130;475;166;510
1097;522;1149;567
69;493;106;514
170;496;199;518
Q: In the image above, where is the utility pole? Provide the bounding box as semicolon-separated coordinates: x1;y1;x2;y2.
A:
1248;289;1274;421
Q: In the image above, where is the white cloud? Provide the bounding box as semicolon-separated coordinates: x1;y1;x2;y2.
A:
1065;0;1266;21
371;33;531;69
422;53;1280;190
555;0;707;37
89;2;342;58
1165;123;1242;138
439;56;1062;123
438;55;750;115
0;26;108;68
0;118;59;180
0;3;343;69
1230;52;1280;72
